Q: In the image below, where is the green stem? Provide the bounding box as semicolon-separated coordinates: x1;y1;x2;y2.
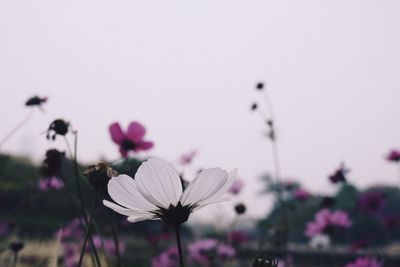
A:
106;212;121;267
65;134;102;266
174;225;185;267
78;195;100;267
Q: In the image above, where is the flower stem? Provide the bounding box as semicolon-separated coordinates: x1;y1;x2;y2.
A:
0;109;34;150
106;211;121;267
78;195;99;267
174;225;185;267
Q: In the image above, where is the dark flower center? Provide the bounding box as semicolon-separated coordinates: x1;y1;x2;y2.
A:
152;202;193;226
121;139;136;150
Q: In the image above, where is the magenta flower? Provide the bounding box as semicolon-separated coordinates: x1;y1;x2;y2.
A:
188;239;235;265
91;235;126;257
109;121;154;158
226;230;249;245
293;188;310;200
358;191;384;213
386;149;400;162
37;177;64;191
0;222;9;238
344;257;382;267
228;179;244;195
330;210;352;227
179;150;197;165
151;247;179;267
305;209;351;237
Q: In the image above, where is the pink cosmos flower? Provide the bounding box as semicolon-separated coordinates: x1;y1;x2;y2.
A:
151;247;179;267
305;209;351;237
293;188;310;200
330;210;352;227
188;239;235;265
179;150;197;165
358;191;384;214
228;179;244;195
344;257;382;267
91;235;126;257
226;230;249;245
109;121;154;158
38;177;64;191
386;149;400;162
0;222;9;238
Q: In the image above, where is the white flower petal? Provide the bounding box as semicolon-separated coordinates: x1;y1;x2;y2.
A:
192;196;231;212
135;157;182;208
103;200;152;217
180;168;228;207
127;214;158;223
108;174;157;210
195;168;237;206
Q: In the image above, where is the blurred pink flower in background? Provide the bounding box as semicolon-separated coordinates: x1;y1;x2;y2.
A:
0;222;9;238
226;230;249;245
109;121;153;158
305;209;351;237
386;149;400;162
58;219;83;240
358;191;384;214
179;150;197;165
188;239;235;265
344;257;382;267
228;179;244;195
293;188;310;200
91;235;126;257
37;177;63;191
330;210;352;227
151;247;179;267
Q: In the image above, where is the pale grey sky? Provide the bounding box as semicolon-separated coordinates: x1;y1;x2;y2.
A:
1;1;400;221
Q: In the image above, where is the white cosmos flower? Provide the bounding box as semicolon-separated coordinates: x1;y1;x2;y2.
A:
103;157;237;226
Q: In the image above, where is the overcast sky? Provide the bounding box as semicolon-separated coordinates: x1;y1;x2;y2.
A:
1;1;400;222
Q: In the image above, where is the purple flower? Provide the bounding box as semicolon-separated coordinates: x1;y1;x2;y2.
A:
358;191;384;213
329;164;348;184
226;231;249;245
38;177;64;191
179;150;197;165
188;239;235;265
91;235;126;257
344;257;382;267
228;179;244;195
386;149;400;162
293;188;310;200
305;209;351;237
109;121;154;158
0;222;9;238
330;210;352;227
151;247;179;267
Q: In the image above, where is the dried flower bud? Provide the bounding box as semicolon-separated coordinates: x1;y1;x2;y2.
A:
250;103;259;112
25;96;47;107
256;82;264;90
40;149;65;178
234;203;246;215
84;163;117;192
46;119;69;140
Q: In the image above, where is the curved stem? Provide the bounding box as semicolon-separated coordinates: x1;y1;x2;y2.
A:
0;109;34;150
174;225;185;267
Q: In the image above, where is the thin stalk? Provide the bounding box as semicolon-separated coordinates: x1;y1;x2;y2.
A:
0;109;34;150
11;252;18;267
174;225;185;267
105;211;121;267
78;195;100;267
65;134;102;266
